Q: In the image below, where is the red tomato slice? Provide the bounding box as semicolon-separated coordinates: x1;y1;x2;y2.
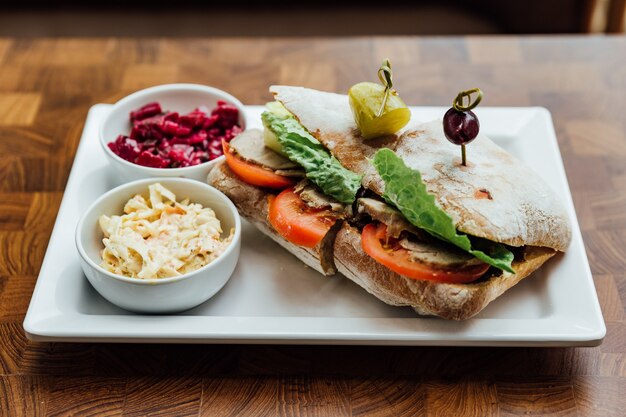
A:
222;140;295;189
361;223;490;283
268;188;337;248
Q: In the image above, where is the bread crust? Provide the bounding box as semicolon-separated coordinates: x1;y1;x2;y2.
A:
334;222;556;320
207;162;337;275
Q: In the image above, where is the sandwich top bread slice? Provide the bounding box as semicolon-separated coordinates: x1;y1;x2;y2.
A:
270;85;571;251
207;85;572;320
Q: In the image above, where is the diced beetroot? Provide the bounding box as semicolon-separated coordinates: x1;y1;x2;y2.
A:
187;130;207;144
109;135;141;162
212;101;239;128
135;151;169;168
108;100;241;168
148;127;164;141
130;102;162;122
202;114;219;129
224;125;243;141
170;136;191;145
163;112;179;122
208;139;222;149
139;114;166;128
157;138;171;150
162;120;180;135
142;139;158;148
178;115;193;128
189;110;207;124
168;144;194;164
208;140;223;159
206;128;221;140
130;124;149;140
192;150;210;162
175;126;192;137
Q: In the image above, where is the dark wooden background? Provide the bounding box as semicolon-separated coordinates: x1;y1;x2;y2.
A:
0;36;624;416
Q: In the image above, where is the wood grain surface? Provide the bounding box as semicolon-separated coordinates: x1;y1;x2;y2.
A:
0;36;624;416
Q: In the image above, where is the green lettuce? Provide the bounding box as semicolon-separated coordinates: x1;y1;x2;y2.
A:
262;111;362;204
373;149;515;273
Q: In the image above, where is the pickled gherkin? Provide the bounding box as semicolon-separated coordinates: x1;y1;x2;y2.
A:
348;82;410;140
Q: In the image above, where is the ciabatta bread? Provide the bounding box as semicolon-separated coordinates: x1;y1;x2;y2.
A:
208;162;557;320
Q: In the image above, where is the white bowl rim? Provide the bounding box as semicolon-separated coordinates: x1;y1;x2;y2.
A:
99;83;246;174
75;177;241;286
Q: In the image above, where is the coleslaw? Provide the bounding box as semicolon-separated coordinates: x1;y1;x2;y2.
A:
98;183;232;279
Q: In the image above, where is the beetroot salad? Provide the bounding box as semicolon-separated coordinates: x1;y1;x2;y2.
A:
107;101;242;168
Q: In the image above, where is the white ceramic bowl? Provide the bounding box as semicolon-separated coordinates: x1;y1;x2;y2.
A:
100;83;247;182
75;177;241;313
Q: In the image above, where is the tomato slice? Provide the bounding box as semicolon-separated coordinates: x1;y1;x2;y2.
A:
222;140;295;189
361;223;490;283
269;188;337;248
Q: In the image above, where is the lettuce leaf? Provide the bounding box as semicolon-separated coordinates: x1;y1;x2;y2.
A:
373;149;515;273
262;111;362;204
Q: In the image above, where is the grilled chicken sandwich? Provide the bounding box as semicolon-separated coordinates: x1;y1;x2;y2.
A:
207;85;571;320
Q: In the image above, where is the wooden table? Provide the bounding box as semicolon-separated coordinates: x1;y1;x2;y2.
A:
0;36;624;416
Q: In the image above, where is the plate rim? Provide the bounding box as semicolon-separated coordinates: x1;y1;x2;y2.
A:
22;103;606;346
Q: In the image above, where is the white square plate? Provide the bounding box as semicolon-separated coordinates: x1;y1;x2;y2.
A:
23;105;605;346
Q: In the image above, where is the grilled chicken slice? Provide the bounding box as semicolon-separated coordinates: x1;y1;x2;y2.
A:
357;197;485;270
294;180;346;213
229;128;302;171
356;198;426;239
398;238;484;269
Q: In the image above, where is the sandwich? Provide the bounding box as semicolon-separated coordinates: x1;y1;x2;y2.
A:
207;85;571;320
